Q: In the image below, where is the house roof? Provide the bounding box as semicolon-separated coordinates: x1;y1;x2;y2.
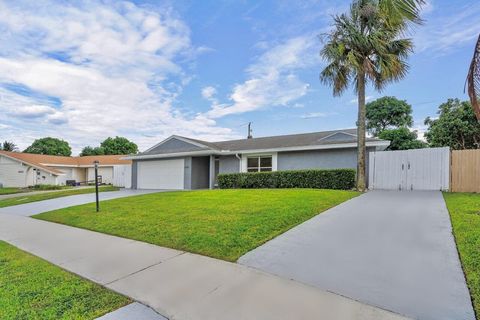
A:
131;129;389;159
0;151;131;175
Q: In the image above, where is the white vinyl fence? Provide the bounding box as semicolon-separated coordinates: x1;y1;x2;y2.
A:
368;147;450;191
112;165;132;188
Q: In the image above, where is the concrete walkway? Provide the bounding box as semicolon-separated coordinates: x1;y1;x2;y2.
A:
239;191;475;320
0;213;407;320
0;186;94;200
0;189;161;216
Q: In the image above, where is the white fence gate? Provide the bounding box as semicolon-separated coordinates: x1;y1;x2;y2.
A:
368;147;450;191
112;165;132;188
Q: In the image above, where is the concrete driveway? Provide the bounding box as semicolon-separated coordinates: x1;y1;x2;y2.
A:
0;189;164;216
239;191;475;320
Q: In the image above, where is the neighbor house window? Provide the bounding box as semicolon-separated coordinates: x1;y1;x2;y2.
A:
247;156;272;172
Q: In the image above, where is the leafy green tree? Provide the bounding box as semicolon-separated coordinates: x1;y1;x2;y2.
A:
320;0;422;191
24;137;71;156
1;141;18;152
366;96;413;135
80;146;105;156
424;99;480;150
100;136;138;155
378;127;426;150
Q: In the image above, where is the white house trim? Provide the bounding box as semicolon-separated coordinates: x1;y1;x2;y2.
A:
143;135;215;153
240;152;278;173
125;140;389;161
318;131;357;141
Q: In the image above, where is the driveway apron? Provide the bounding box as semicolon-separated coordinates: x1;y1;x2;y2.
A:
239;191;475;320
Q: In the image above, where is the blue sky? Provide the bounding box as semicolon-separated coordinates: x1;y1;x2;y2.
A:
0;0;479;154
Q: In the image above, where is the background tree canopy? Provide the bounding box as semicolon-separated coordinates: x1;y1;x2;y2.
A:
80;136;138;156
365;96;424;150
24;137;71;156
79;146;105;156
366;96;413;135
424;99;480;150
378;127;427;150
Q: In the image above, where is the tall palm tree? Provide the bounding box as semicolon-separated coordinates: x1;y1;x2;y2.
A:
320;0;423;191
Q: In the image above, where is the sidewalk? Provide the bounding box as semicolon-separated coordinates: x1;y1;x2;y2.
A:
0;189;161;216
0;186;94;200
0;213;407;320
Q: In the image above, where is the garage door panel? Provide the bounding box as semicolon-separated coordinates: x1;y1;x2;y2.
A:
137;159;184;189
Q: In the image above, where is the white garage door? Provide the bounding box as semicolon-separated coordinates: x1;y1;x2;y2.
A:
137;159;184;189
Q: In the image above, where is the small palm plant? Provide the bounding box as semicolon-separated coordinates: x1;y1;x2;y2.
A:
1;141;18;152
320;0;423;191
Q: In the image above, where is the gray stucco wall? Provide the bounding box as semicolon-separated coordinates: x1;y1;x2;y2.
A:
131;160;138;189
218;155;240;174
184;157;192;189
277;147;375;171
191;157;210;189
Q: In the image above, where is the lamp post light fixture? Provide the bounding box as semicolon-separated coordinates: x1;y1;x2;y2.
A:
93;160;100;212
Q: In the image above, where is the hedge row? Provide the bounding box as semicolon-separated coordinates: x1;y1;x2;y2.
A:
218;169;355;190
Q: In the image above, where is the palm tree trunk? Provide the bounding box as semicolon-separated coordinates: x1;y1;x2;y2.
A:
356;71;367;191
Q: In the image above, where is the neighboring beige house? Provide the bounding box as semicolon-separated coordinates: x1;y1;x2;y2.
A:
0;151;132;188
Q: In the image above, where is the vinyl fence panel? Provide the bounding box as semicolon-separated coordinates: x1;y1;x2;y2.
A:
112;165;132;188
369;147;450;191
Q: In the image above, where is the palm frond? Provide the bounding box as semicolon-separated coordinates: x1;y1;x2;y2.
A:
467;34;480;121
378;0;425;25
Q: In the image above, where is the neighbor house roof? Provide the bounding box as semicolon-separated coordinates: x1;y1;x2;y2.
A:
128;129;390;160
0;151;131;176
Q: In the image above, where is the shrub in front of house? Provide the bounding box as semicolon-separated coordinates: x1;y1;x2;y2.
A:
218;169;356;190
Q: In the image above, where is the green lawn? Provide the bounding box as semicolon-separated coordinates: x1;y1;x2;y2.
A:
0;186;119;208
0;187;26;195
443;192;480;318
0;241;129;320
34;189;358;261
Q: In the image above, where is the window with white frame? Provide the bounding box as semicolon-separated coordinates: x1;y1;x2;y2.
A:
247;156;272;172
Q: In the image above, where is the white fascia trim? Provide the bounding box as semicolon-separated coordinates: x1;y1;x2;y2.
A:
226;140;390;155
143;135;214;153
124;150;217;160
125;141;390;160
42;163;118;168
41;163;78;168
318;131;357;142
77;165;115;168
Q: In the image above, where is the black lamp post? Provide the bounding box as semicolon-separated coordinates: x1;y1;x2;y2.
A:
93;160;99;212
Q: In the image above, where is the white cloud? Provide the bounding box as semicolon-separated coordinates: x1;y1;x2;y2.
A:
414;2;480;54
0;0;237;154
349;96;374;104
10;105;57;118
300;112;329;119
205;35;318;119
201;86;217;100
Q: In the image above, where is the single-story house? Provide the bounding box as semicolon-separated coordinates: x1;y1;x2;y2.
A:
125;129;390;190
0;151;132;188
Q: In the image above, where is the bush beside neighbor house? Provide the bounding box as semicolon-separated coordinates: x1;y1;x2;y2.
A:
218;169;355;190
